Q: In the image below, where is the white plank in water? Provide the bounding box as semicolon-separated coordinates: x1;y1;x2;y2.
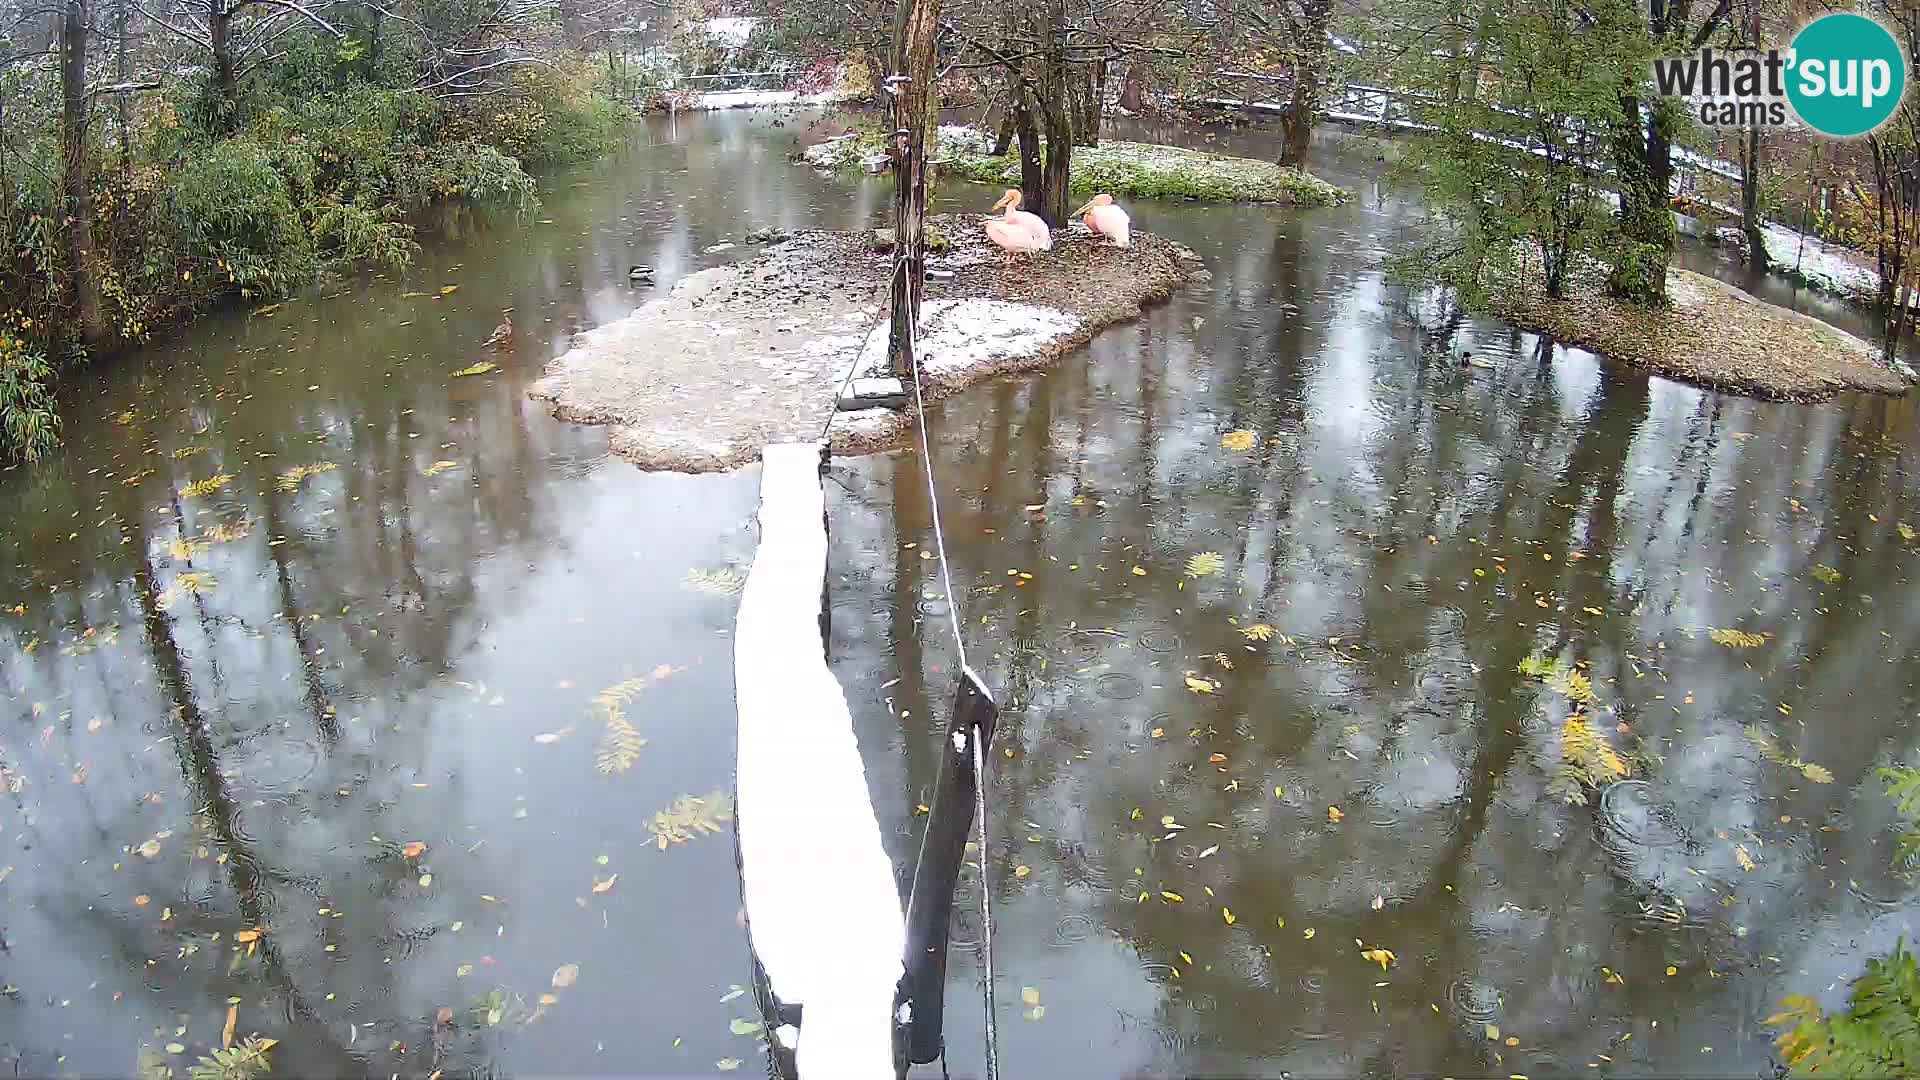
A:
735;442;904;1079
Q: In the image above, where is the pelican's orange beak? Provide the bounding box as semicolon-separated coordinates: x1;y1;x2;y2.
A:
991;191;1014;212
1071;199;1094;217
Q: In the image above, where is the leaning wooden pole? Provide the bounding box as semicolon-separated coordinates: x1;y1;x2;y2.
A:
885;0;940;380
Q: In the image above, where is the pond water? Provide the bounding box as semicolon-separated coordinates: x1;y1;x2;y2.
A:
2;109;1917;1079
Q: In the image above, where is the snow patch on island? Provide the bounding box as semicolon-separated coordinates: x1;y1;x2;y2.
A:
825;298;1084;383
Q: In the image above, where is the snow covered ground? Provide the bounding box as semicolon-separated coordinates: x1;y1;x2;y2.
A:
689;87;855;110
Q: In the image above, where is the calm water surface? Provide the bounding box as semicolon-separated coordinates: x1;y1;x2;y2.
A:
2;110;1916;1079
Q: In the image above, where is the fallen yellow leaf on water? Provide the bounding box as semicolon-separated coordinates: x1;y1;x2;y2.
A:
1184;675;1216;694
1208;753;1228;764
1021;987;1040;1006
1130;566;1147;576
1220;430;1256;451
1486;1024;1501;1041
552;963;580;988
456;964;473;978
539;993;559;1006
425;460;457;477
452;362;496;377
133;894;151;907
1361;947;1395;972
401;841;427;859
716;1059;741;1071
1327;806;1344;823
592;874;619;893
1161;891;1184;903
439;285;459;296
136;838;163;859
234;928;261;943
1303;928;1316;939
1222;907;1236;925
1735;844;1756;871
1243;623;1275;641
1151;727;1165;738
1666;966;1679;976
1015;865;1031;879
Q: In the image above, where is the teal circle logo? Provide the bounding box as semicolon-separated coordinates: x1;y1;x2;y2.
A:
1786;13;1906;137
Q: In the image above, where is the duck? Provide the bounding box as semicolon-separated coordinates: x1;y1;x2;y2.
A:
629;265;655;285
984;189;1052;267
1073;193;1131;248
482;308;513;349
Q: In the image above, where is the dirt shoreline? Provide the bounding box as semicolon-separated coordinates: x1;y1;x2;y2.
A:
1494;266;1911;403
528;216;1203;472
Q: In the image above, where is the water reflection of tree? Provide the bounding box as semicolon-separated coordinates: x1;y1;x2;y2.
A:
857;233;1920;1075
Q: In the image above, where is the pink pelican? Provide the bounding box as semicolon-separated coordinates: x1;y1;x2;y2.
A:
984;189;1052;265
1074;193;1130;247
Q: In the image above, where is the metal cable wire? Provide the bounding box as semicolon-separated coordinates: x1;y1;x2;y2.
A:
900;271;1000;1080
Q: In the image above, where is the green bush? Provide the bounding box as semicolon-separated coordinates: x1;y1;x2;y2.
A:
162;137;319;299
1769;940;1920;1076
0;331;59;463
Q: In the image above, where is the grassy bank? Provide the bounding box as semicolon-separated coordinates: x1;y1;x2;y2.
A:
1491;261;1909;402
803;125;1349;207
1;49;625;463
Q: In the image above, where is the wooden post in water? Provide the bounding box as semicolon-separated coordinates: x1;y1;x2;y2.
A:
896;669;999;1066
885;0;940;381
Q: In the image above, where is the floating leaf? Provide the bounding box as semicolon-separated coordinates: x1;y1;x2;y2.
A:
1220;430;1256;452
1547;667;1594;703
187;1036;275;1080
1130;566;1147;577
592;875;618;894
1735;844;1756;872
1554;716;1629;803
401;841;427;859
1184;674;1217;694
1014;865;1031;878
233;929;262;943
551;963;580;989
1800;763;1834;784
1709;627;1766;648
719;987;745;1004
1811;564;1843;585
173;446;207;460
647;791;733;849
682;568;747;596
593;678;650;775
1360;947;1395;972
451;362;495;377
137;838;163;859
181;473;234;499
1900;523;1916;542
275;462;337;491
1242;623;1275;641
716;1060;742;1072
425;460;458;477
1160;891;1184;903
1222;907;1236;925
1327;806;1344;823
728;1018;762;1036
1184;551;1224;579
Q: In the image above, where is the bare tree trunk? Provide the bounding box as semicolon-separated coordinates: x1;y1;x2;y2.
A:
1030;0;1072;226
992;108;1014;156
211;0;238;129
1012;80;1042;206
1741;124;1768;270
61;0;106;346
885;0;939;380
1117;61;1146;114
1278;0;1332;168
114;0;129;169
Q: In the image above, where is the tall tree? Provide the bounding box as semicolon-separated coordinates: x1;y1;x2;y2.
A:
1606;0;1734;304
886;0;939;379
60;0;106;344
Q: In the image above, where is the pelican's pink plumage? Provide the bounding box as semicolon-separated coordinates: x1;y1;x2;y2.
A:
984;189;1052;260
1074;193;1130;247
